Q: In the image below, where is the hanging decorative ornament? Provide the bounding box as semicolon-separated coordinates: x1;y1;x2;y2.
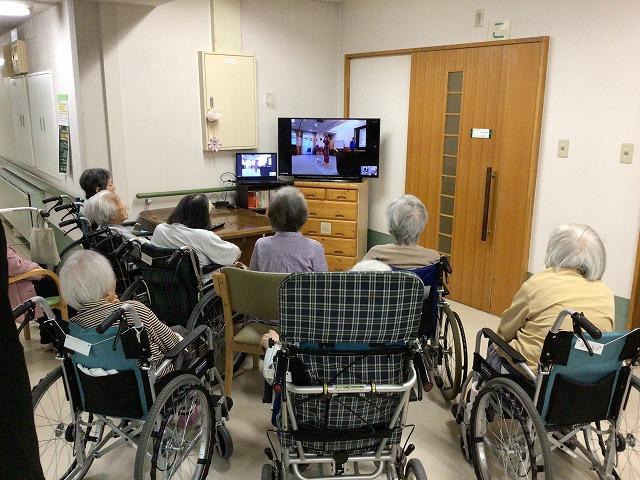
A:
206;108;222;123
207;136;222;151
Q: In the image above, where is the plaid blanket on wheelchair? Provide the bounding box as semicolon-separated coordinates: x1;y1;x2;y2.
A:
278;272;423;453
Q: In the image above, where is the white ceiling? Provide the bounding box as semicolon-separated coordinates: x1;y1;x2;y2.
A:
0;1;60;37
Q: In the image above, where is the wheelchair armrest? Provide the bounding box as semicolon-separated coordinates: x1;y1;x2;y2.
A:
164;324;209;360
202;263;223;275
481;328;527;364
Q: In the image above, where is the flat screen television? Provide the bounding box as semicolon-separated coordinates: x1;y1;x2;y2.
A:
235;153;278;182
278;118;380;179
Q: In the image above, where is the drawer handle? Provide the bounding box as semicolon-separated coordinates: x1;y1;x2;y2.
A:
337;195;346;199
335;214;344;218
307;194;316;198
335;232;344;236
308;230;318;234
334;250;344;254
309;212;317;216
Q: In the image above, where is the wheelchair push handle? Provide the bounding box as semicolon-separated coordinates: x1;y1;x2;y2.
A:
97;308;125;334
54;202;77;213
572;312;602;340
12;299;35;321
59;218;79;228
12;296;56;322
273;352;287;393
43;195;61;204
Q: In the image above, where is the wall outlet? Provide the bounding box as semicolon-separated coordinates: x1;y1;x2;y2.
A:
620;143;634;164
557;139;569;158
474;9;485;28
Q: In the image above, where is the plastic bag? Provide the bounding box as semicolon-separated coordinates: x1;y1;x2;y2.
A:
30;218;60;266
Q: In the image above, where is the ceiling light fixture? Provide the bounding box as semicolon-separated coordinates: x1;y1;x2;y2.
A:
0;1;30;17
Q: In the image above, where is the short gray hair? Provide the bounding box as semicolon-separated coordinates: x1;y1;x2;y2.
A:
544;223;606;281
386;195;428;246
267;186;308;232
351;260;392;272
83;190;119;226
60;250;116;309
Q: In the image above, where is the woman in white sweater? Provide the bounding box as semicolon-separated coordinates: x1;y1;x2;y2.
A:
151;194;240;272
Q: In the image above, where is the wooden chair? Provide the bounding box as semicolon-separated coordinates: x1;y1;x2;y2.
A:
9;268;68;340
212;267;289;395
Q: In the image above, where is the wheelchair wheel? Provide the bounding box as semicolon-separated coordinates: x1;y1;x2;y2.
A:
470;377;554;479
186;289;247;382
262;463;276;480
214;424;233;459
433;305;466;401
609;374;640;479
120;278;151;305
32;366;100;480
404;458;428;479
134;374;214;480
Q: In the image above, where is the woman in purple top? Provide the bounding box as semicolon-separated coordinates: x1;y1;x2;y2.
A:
250;186;328;273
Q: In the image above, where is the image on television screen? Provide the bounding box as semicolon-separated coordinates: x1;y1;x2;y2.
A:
236;153;277;179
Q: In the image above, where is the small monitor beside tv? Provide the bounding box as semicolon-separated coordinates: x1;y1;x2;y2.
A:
235;153;278;182
278;118;380;179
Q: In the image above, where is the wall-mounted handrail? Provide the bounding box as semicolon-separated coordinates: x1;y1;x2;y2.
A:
135;186;236;200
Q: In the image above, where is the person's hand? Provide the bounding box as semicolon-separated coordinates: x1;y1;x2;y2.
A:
234;261;248;269
261;329;279;350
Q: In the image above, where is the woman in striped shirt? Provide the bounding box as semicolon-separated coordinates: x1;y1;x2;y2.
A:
60;250;180;366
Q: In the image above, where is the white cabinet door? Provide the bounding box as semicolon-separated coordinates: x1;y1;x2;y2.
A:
27;73;60;180
8;77;35;166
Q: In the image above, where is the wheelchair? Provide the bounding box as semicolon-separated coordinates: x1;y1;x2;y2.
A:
263;271;428;480
23;296;233;480
453;309;640;479
43;194;151;295
121;242;247;378
397;256;468;400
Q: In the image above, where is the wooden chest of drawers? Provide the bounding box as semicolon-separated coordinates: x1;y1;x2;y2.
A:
296;180;368;272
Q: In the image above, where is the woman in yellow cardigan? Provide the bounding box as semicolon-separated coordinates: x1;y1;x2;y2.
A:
490;223;614;372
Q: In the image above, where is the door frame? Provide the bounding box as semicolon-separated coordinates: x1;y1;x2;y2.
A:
628;233;640;329
343;37;549;313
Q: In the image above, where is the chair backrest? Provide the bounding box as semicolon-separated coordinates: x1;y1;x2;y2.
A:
135;242;201;326
90;230;132;294
538;328;640;426
216;267;289;320
280;271;423;344
393;262;440;337
67;321;153;419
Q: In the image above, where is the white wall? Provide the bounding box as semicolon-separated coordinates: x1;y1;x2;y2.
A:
341;0;640;299
93;0;341;216
0;0;83;193
349;55;411;234
328;119;364;146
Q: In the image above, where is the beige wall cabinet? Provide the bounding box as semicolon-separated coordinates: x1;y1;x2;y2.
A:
199;52;257;151
296;180;369;271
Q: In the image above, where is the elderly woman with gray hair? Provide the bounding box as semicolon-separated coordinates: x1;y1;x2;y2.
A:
363;194;439;268
491;223;614;371
250;186;328;273
60;250;181;366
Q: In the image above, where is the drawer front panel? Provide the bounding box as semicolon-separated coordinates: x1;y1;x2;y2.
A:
309;236;357;257
298;187;325;200
326;255;356;272
307;200;357;221
301;219;356;239
326;189;357;202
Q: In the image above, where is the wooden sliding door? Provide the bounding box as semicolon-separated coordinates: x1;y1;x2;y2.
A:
405;39;548;314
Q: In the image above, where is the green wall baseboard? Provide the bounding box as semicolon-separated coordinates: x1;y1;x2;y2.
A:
367;229;630;330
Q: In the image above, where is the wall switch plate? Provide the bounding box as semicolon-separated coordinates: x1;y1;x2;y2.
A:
620;143;634;164
474;9;485;27
557;139;569;158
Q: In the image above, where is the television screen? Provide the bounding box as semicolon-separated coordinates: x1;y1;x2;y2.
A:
235;153;277;180
278;118;380;178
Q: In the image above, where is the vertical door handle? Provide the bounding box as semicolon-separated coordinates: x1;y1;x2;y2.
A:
42;117;45;132
481;167;495;241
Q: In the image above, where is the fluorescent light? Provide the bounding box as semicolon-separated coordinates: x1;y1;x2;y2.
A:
0;1;30;17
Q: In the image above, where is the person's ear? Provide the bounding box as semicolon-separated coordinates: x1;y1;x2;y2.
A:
96;186;101;193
